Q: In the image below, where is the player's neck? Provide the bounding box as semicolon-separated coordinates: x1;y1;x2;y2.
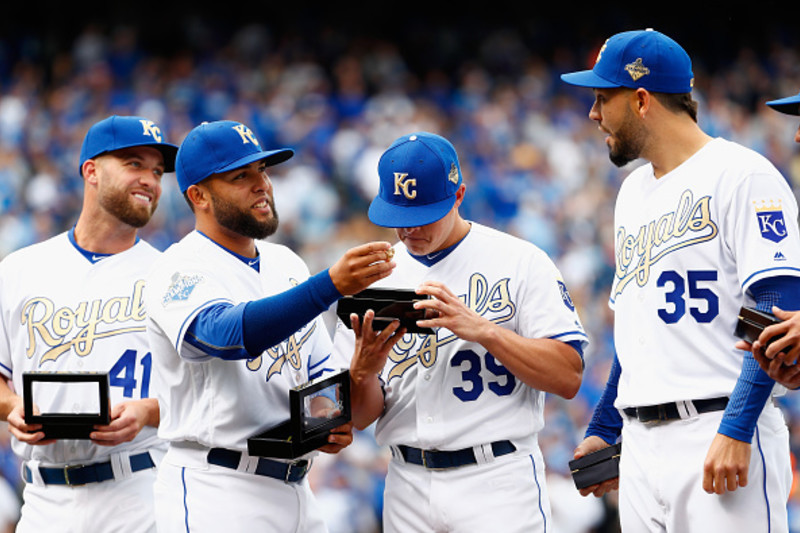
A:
195;220;258;258
647;120;712;179
73;213;139;254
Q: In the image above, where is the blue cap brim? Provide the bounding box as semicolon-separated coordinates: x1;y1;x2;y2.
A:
217;148;294;174
560;70;622;89
766;94;800;116
368;194;455;228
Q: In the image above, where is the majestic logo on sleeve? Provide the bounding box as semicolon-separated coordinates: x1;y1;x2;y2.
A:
754;200;787;243
21;280;147;365
614;190;718;297
162;272;204;306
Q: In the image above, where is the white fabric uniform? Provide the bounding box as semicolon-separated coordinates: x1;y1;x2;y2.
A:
0;231;165;533
332;222;588;533
610;138;800;531
145;230;332;533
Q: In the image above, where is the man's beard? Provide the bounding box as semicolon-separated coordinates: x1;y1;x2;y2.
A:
608;110;646;168
212;194;279;240
99;186;156;228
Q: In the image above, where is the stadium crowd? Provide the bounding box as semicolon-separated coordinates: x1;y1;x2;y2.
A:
0;15;799;532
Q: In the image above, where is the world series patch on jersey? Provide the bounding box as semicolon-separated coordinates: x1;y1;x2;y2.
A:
610;138;800;408
0;232;163;464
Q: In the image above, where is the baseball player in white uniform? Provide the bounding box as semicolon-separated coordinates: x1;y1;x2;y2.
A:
561;29;800;532
0;115;178;532
144;120;398;532
331;131;589;533
739;89;800;389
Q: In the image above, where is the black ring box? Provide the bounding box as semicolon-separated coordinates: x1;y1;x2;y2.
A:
568;442;622;490
734;306;782;345
22;372;110;439
247;369;351;459
336;287;434;335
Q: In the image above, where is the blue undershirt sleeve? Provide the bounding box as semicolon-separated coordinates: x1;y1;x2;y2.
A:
184;269;342;360
585;353;623;444
718;275;800;442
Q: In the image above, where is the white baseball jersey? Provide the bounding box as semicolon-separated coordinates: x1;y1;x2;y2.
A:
332;222;588;451
144;230;333;452
611;137;800;408
0;232;164;464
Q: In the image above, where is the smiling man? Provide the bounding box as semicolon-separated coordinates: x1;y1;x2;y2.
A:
0;115;178;533
143;120;400;532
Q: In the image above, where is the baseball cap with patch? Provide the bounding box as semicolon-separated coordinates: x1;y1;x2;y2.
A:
175;120;294;193
766;91;800;116
368;132;462;228
560;29;693;94
79;115;178;175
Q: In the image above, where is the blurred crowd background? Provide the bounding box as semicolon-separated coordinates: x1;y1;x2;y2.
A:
0;5;798;532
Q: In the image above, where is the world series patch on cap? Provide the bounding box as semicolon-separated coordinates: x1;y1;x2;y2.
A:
368;132;463;228
560;28;694;94
175;120;294;193
80;115;178;175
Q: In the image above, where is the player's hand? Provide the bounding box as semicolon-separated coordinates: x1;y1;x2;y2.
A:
702;433;750;494
746;339;800;389
758;307;800;364
329;242;396;295
317;421;354;454
573;436;620;497
91;399;157;447
350;309;405;381
6;402;55;446
414;280;489;342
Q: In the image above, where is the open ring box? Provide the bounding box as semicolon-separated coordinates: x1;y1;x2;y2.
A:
568;442;622;490
248;369;351;459
22;372;110;439
336;287;434;335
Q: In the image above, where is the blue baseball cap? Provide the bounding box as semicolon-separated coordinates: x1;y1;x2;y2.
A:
368;132;462;228
766;91;800;116
175;120;294;193
79;115;178;175
560;29;694;94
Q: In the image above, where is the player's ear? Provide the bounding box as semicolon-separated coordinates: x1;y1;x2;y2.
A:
186;184;209;210
453;183;466;208
633;88;650;118
81;159;99;185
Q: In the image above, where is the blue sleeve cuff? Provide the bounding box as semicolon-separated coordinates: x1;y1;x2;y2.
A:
585;353;623;444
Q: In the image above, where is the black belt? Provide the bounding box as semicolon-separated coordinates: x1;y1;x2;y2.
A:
397;440;516;470
23;452;155;486
207;448;310;483
623;397;729;423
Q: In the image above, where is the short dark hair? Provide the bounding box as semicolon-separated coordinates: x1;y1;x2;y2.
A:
653;92;698;123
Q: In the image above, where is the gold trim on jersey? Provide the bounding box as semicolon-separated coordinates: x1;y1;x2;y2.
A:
385;274;516;381
21;280;147;365
614;190;717;297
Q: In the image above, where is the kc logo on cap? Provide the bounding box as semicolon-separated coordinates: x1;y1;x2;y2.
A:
175;120;294;193
79;115;178;175
368;132;462;229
